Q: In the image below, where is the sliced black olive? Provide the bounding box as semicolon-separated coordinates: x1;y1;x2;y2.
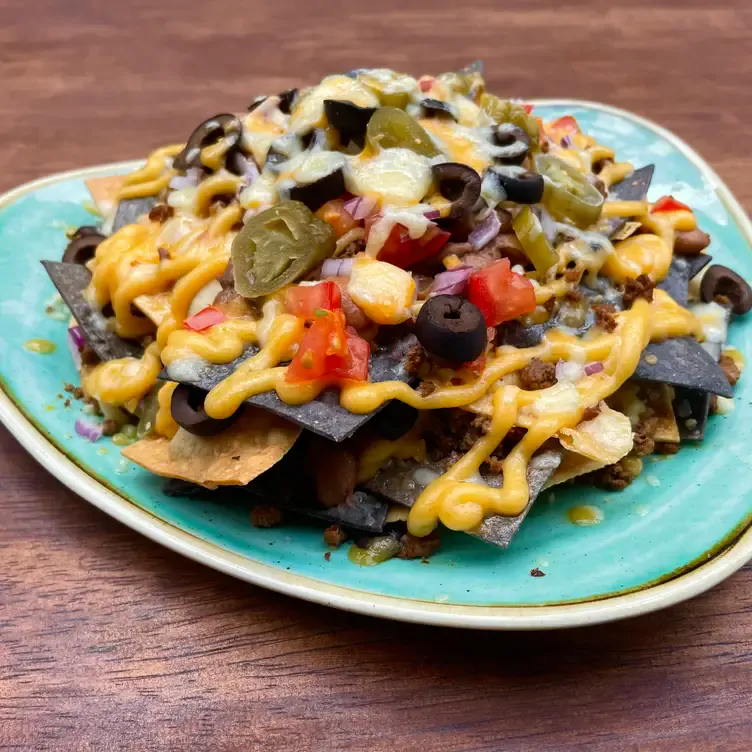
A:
70;225;101;241
265;148;288;171
432;163;482;219
700;264;752;315
301;128;329;151
225;148;255;177
288;169;346;212
277;88;299;114
487;166;544;204
371;400;419;440
420;98;458;120
415;295;487;363
170;384;241;437
62;232;106;266
173;114;243;172
247;96;267;113
493;123;531;166
324;100;376;146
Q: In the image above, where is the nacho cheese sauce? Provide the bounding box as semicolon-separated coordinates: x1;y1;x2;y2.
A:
80;67;706;537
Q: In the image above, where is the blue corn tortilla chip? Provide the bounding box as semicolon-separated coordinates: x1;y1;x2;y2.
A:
658;254;712;306
41;261;142;361
606;165;655;237
163;477;388;533
362;448;562;548
112;197;157;233
673;303;731;440
164;333;419;442
633;336;732;398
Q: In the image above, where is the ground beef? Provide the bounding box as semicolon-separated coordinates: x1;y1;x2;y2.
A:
632;416;657;457
250;505;282;528
417;381;436;397
323;524;349;548
592;303;617;333
102;419;119;437
404;344;427;378
471;414;492;434
397;532;441;560
158;247;170;261
518;358;557;390
565;288;583;303
530;568;546;577
622;274;655;306
582;405;601;422
424;409;483;461
484;456;504;474
82;395;101;414
148;203;174;223
655;442;680;455
592;458;642;490
719;354;741;387
563;267;581;282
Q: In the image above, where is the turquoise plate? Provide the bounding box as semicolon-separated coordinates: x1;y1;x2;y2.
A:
2;101;752;629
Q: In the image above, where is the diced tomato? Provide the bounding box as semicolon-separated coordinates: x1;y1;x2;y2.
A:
315;198;359;237
366;221;450;269
467;258;536;327
549;115;580;135
328;330;370;382
419;77;434;93
522;103;534;114
286;311;369;384
285;281;341;320
651;195;692;214
183;306;226;332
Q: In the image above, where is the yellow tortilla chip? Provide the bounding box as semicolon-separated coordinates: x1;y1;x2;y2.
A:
133;292;172;326
558;403;633;465
545;452;606;488
86;176;125;216
122;407;301;489
649;383;680;443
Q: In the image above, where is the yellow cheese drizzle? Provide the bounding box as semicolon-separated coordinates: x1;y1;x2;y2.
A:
85;116;702;524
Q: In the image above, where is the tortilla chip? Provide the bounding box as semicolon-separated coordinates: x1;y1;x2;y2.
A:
122;407;301;489
133;292;172;326
42;261;142;362
545;452;606;487
647;383;680;443
605;165;654;237
558;403;633;465
164;333;419;443
113;197;157;232
86;176;125;216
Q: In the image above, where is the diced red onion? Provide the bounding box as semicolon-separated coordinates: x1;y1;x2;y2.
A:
67;326;85;371
561;135;573;148
74;417;103;442
584;361;605;376
234;154;260;185
468;209;501;251
429;266;473;297
168;167;202;191
321;258;354;279
343;195;378;220
423;209;441;220
555;360;584;382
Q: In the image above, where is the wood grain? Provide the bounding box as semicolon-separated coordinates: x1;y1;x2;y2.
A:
1;1;752;749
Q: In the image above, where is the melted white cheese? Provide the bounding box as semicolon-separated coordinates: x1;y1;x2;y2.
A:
346;148;433;207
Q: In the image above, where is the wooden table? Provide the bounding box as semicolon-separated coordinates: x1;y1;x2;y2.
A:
2;1;751;749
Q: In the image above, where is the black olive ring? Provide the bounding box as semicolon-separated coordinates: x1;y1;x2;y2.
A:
493;123;531;166
62;230;107;266
700;264;752;315
170;383;242;436
487;166;544;205
173;114;243;172
415;295;487;363
432;163;482;220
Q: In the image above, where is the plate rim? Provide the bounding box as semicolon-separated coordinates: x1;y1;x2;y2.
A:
2;99;751;630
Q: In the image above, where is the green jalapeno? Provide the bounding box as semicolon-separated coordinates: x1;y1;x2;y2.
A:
231;201;336;298
479;94;540;150
512;206;558;273
366;107;439;157
534;154;605;228
347;535;401;566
